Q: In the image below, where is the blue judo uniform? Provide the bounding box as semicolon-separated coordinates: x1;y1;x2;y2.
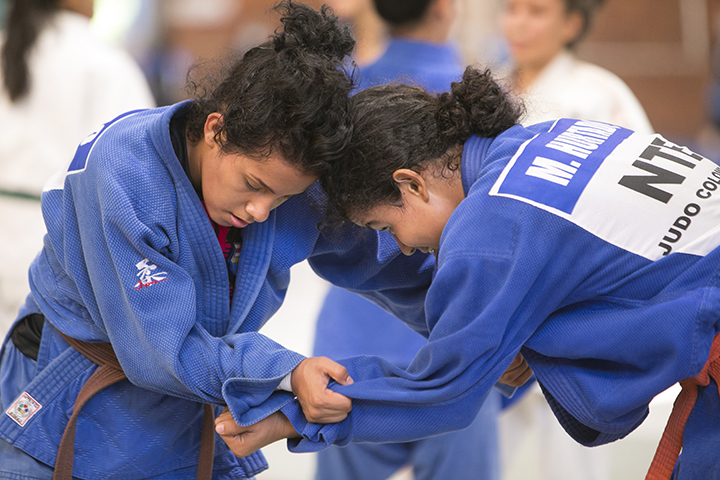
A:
0;102;434;479
353;38;464;92
314;38;502;480
282;119;720;478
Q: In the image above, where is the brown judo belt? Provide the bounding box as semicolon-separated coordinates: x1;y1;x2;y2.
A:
644;333;720;480
54;331;216;480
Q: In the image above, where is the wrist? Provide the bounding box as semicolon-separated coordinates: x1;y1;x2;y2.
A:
280;412;301;439
290;359;307;395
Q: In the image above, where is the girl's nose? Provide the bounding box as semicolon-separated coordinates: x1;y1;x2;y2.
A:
246;199;271;223
393;235;416;256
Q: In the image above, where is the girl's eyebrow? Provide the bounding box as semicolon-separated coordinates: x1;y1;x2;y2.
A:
250;175;309;197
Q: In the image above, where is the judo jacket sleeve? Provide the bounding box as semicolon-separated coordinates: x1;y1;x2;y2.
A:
278;198;597;450
308;225;436;337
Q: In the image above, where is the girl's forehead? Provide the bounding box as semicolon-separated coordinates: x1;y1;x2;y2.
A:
248;154;317;194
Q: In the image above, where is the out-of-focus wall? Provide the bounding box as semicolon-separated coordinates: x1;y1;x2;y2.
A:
578;0;714;145
451;0;506;68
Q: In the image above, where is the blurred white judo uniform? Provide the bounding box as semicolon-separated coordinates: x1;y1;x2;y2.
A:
0;10;155;335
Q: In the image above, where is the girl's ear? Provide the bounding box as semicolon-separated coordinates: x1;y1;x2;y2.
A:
203;113;224;148
392;169;430;202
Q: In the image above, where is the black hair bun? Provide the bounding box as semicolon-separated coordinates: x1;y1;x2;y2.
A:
437;67;523;140
272;1;355;62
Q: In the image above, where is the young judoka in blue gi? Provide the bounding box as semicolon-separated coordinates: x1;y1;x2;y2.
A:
217;67;720;480
313;0;505;479
0;3;449;479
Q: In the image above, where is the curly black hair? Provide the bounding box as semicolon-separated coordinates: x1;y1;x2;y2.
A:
323;66;523;223
185;1;356;177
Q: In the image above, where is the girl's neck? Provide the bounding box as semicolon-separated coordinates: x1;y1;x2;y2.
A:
60;0;94;19
513;65;543;94
185;137;204;194
513;50;566;93
390;23;450;45
443;146;467;207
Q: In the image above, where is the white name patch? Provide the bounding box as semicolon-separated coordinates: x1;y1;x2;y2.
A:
490;119;720;260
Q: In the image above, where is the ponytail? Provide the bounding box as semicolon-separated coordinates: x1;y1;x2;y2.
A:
273;1;355;62
2;0;60;102
436;67;523;144
323;66;523;223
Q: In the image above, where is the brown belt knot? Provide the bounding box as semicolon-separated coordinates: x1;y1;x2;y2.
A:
645;333;720;480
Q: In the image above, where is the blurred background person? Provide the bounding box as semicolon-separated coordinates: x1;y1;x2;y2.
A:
312;1;503;479
326;0;386;66
498;0;652;132
495;1;652;479
0;0;155;337
352;0;462;91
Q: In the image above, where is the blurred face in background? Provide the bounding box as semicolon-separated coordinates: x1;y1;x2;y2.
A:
61;0;94;18
500;0;582;71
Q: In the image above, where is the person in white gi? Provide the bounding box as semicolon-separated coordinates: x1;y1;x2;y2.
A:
498;0;651;133
0;0;155;336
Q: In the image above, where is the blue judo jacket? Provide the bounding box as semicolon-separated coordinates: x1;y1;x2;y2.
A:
355;38;464;92
0;102;434;479
281;119;720;475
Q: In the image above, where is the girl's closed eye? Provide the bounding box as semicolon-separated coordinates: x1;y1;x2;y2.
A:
246;179;261;192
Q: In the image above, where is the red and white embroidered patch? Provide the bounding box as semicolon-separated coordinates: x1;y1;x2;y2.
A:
6;392;42;427
134;258;168;289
